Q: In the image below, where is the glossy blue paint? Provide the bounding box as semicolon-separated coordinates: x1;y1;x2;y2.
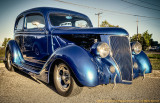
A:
51;27;129;36
94;56;122;84
5;7;152;88
6;40;24;64
132;51;152;78
44;44;99;86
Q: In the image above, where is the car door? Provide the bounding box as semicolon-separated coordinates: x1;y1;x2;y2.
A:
23;12;48;68
14;16;25;55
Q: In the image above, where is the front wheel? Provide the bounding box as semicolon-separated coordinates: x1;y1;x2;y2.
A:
53;63;82;96
6;50;14;71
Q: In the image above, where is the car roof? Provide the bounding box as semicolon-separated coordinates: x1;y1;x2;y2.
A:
20;7;88;17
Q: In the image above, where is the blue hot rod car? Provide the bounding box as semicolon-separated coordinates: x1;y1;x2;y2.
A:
4;7;152;96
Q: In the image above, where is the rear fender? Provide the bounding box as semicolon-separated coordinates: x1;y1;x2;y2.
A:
5;40;24;64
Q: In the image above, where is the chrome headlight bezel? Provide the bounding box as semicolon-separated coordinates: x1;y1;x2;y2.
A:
91;42;110;58
131;41;142;55
97;42;110;58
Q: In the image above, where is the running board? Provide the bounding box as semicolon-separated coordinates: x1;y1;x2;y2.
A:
13;63;48;83
13;63;41;75
30;75;42;84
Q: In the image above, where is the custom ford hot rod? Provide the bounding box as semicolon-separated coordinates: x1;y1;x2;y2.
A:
4;7;152;96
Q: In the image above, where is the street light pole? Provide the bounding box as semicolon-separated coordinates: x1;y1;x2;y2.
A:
95;12;102;27
136;17;139;41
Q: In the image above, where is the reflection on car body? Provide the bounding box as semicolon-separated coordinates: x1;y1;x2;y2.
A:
4;7;152;96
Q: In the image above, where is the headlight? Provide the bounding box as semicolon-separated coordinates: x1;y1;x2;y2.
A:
97;42;110;58
132;42;142;54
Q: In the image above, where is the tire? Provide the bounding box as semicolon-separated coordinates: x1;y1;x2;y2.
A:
53;63;82;97
6;50;14;71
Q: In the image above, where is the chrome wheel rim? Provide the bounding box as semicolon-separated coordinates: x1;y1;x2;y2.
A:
56;65;71;91
7;52;11;69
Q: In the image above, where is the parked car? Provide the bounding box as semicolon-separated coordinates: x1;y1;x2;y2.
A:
149;46;160;51
4;7;152;96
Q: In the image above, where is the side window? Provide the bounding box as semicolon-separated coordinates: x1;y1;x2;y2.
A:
75;20;88;28
16;17;24;30
25;14;45;29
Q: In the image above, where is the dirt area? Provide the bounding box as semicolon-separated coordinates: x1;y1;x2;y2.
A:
0;63;160;103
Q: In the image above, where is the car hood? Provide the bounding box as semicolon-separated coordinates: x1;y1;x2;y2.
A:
51;27;129;36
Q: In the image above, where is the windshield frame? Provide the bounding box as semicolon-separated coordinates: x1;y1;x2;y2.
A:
48;11;93;28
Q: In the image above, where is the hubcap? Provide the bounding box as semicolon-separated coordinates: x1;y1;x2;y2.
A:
56;65;71;91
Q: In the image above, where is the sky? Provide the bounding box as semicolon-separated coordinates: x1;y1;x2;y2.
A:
0;0;160;46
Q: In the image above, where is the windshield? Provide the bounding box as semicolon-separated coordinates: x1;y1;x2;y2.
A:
49;13;92;28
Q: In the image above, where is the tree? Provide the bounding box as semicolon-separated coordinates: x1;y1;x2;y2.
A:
100;20;119;27
2;38;11;48
130;33;144;44
130;33;146;50
142;30;152;47
130;30;152;50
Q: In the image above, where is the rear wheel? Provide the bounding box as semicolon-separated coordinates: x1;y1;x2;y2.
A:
53;63;82;96
6;50;14;71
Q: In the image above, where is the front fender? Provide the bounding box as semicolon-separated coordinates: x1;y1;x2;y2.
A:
5;40;24;64
47;45;99;87
133;51;152;78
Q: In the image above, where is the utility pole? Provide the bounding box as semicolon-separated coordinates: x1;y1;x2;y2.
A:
95;12;102;27
136;17;139;41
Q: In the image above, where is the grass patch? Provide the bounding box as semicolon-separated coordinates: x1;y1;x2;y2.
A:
149;59;160;70
146;52;160;70
0;47;5;56
0;60;3;63
0;47;5;63
147;53;160;59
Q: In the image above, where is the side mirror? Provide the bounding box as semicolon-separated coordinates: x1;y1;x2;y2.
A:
32;21;40;28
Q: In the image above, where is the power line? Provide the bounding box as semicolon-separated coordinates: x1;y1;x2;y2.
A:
139;0;160;8
140;18;160;22
121;0;160;12
52;0;160;20
120;4;135;10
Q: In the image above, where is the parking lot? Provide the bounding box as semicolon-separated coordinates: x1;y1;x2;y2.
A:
0;63;160;103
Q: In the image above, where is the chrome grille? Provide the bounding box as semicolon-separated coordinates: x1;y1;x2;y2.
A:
110;36;132;81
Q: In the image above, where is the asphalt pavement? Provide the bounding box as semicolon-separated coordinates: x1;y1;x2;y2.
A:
0;63;160;103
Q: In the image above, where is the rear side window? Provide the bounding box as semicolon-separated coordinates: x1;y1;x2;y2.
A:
16;16;24;30
25;13;45;29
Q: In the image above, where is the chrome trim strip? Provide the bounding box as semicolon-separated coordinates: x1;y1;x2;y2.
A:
15;31;46;34
55;36;61;47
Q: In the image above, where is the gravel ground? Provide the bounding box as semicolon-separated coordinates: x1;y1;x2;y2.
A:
0;63;160;103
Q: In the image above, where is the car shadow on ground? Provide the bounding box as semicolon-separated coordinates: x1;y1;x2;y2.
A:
13;67;58;94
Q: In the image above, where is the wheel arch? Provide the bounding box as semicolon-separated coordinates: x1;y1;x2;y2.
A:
46;45;99;87
134;51;152;74
49;58;83;87
5;40;24;64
